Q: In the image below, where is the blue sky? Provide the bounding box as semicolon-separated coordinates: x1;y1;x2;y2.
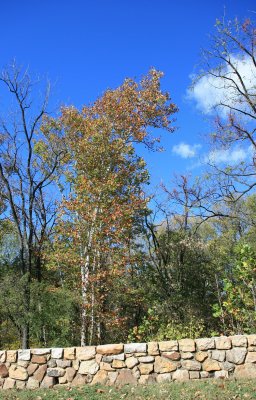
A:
0;0;255;189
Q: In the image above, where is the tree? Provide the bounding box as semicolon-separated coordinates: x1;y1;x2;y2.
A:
192;17;256;202
47;69;178;345
0;62;66;348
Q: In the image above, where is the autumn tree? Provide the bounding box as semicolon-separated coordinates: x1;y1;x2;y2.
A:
47;69;177;345
0;62;66;348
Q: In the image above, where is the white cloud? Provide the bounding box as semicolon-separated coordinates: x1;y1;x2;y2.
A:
188;55;256;116
206;145;253;165
172;142;201;158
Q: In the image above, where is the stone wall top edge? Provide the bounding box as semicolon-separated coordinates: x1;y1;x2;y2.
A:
1;334;256;352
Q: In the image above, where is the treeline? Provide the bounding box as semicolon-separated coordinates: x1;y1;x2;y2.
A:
0;17;256;349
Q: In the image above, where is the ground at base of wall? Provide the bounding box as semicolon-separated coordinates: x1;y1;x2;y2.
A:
0;379;256;400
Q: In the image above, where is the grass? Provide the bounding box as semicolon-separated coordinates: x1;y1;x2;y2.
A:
0;379;256;400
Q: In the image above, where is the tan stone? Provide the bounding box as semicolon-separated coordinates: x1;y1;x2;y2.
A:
66;367;76;382
162;352;181;361
132;366;141;379
139;374;156;384
41;375;56;388
9;365;28;380
100;362;114;371
234;363;256;379
31;348;50;355
0;351;6;363
172;369;189;381
125;356;138;369
18;360;29;367
72;359;80;370
148;342;159;356
27;377;40;389
116;369;137;386
215;336;231;350
181;352;193;359
189;371;200;379
179;339;195;352
139;356;154;363
31;354;47;364
200;371;209;379
139;363;154;375
48;359;57;368
0;364;8;378
95;353;102;363
27;363;38;376
195;351;208;362
203;359;221;372
159;341;178;352
92;370;108;385
196;338;215;351
154;356;177;373
181;360;201;371
112;359;126;368
58;374;67;384
108;371;118;384
16;380;26;389
3;377;15;389
6;350;17;363
78;360;99;375
71;373;87;386
64;347;75;360
231;335;247;347
248;335;256;347
246;352;256;363
76;346;96;360
156;373;171;383
34;364;47;382
97;343;123;355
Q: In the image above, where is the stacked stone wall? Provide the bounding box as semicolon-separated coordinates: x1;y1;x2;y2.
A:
1;335;256;389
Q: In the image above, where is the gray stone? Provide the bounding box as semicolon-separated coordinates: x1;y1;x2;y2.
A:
156;373;172;383
51;348;63;359
235;363;256;378
231;335;247;347
226;348;247;364
139;356;155;363
47;367;65;377
102;353;125;362
18;349;31;361
215;337;231;350
196;338;215;351
124;343;147;353
181;360;201;371
172;369;189;381
78;360;99;375
215;370;228;379
56;359;72;368
211;350;226;362
31;348;50;355
27;377;40;389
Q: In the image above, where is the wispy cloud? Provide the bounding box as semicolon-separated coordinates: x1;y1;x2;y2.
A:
205;146;253;165
187;55;256;116
172;142;201;158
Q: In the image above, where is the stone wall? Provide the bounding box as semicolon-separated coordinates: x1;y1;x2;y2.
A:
1;335;256;389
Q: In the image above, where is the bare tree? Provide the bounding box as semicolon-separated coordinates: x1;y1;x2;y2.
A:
0;62;65;348
191;17;256;201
